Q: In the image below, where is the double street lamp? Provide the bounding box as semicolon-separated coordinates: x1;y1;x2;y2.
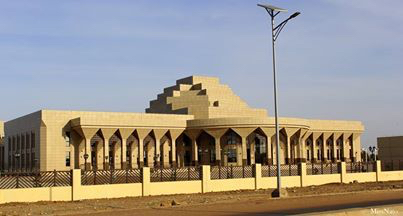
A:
258;3;300;197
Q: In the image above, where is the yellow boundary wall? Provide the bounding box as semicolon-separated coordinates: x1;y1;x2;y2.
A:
1;161;403;204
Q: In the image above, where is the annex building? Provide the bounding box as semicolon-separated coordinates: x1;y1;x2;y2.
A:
377;136;403;170
1;76;364;171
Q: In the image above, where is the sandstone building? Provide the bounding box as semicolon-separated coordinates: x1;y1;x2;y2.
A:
2;76;364;171
377;136;403;170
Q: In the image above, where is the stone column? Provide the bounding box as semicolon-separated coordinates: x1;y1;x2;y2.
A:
100;128;117;170
153;129;168;168
168;129;184;168
130;139;139;168
205;128;227;166
312;133;322;163
231;128;256;166
119;128;134;170
96;141;103;169
342;133;352;162
121;139;127;169
241;136;247;165
74;127;98;170
323;133;331;163
284;128;299;164
136;129;152;168
266;135;272;165
191;138;198;166
261;128;275;165
250;138;255;165
185;130;201;166
103;138;110;170
333;133;342;162
299;130;310;163
352;134;362;162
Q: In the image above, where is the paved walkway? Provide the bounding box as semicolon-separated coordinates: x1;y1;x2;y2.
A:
76;190;403;216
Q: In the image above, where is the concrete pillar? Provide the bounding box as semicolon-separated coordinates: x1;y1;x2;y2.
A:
204;129;227;166
185;130;201;166
299;162;307;187
130;140;139;168
333;133;342;162
286;136;291;164
113;142;121;169
103;138;110;170
214;138;221;165
84;138;91;170
376;160;381;182
142;167;150;196
250;138;255;165
121;139;127;169
100;128;118;170
299;131;311;163
340;161;347;183
74;127;98;170
312;133;322;163
168;129;184;168
265;135;272;165
136;129;152;168
352;133;362;162
155;139;161;167
342;134;352;162
72;169;82;201
241;136;247;165
153;129;168;168
191;138;198;166
231;128;256;166
283;128;299;164
96;141;103;169
331;136;337;162
323;133;331;162
118;128;134;170
171;139;177;167
201;165;210;193
261;128;275;165
254;163;262;189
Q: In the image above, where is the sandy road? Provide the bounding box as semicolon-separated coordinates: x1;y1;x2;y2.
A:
75;189;403;216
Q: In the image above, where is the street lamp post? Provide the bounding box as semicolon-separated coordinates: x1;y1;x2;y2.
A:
258;3;300;198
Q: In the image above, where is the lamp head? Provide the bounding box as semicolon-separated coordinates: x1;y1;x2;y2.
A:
289;12;301;19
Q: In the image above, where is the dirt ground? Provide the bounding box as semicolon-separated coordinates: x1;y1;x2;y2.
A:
1;180;403;216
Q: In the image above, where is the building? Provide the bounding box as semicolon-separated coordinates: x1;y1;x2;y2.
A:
0;120;4;170
3;76;364;171
377;136;403;170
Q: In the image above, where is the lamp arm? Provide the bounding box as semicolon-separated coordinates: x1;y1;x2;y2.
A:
273;20;288;41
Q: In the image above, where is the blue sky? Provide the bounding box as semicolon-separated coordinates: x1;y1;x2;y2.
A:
1;0;402;148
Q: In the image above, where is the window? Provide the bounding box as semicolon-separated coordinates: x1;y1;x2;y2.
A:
21;154;25;168
21;135;25;150
17;136;20;150
31;153;35;169
65;132;71;147
317;150;320;160
227;148;237;163
8;138;11;151
307;150;310;160
337;149;340;160
31;133;35;148
26;134;30;149
65;152;70;167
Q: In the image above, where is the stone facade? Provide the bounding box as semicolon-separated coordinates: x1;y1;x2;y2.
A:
0;120;4;170
378;136;403;169
2;76;365;171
